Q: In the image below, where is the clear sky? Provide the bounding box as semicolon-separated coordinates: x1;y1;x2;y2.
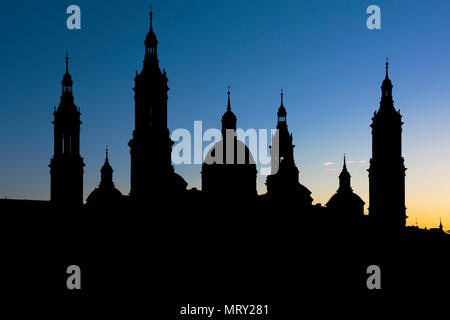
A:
1;0;450;230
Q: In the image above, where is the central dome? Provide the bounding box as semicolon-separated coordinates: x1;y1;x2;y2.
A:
202;90;257;199
202;138;257;199
204;139;255;166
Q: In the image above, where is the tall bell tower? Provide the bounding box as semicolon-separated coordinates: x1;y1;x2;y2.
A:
49;54;85;208
368;60;407;228
128;10;186;201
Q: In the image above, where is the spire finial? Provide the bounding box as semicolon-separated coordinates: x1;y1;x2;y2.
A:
439;217;443;230
65;51;69;73
280;88;284;105
385;57;389;78
105;145;109;161
343;153;347;169
227;86;231;111
149;6;153;31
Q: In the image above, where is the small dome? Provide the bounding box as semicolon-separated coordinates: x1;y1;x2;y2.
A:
339;163;350;180
145;29;157;45
101;158;113;174
62;72;73;87
277;104;286;117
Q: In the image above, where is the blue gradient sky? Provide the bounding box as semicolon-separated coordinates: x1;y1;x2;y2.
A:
1;0;450;228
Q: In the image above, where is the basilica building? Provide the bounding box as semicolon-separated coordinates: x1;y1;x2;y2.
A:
1;10;443;237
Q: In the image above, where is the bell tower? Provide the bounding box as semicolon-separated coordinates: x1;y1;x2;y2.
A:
49;54;85;208
265;90;312;206
128;10;186;201
368;60;407;228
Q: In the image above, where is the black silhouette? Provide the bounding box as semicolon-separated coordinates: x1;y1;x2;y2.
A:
263;90;313;208
0;9;448;316
201;87;257;199
85;147;124;210
368;59;407;230
326;155;365;218
128;10;187;202
49;53;85;209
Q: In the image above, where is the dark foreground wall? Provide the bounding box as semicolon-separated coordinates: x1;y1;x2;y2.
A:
0;197;448;316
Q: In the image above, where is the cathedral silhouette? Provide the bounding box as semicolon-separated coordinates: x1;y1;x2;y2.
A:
18;11;439;234
0;10;448;307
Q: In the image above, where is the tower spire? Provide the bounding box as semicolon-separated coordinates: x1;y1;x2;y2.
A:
100;146;114;189
227;86;231;111
144;6;158;59
385;57;389;78
150;6;153;31
280;88;284;106
343;153;347;169
380;58;393;101
221;85;237;135
62;52;73;94
66;51;69;73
